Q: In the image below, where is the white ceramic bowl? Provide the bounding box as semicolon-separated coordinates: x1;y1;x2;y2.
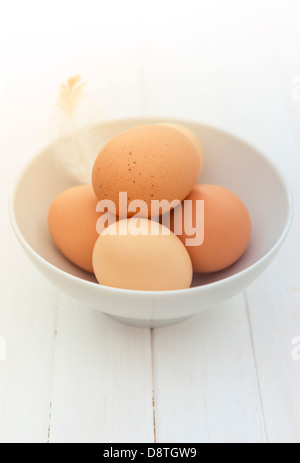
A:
9;118;293;328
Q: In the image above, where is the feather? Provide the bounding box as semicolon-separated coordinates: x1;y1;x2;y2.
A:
44;75;98;184
56;75;85;114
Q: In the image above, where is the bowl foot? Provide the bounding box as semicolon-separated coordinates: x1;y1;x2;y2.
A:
105;313;192;329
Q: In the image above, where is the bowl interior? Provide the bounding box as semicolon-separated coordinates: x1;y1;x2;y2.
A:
12;118;291;288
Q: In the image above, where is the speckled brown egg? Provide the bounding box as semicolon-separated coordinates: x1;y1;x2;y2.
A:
92;124;201;217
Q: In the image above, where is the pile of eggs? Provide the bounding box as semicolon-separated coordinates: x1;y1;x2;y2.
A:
48;123;252;291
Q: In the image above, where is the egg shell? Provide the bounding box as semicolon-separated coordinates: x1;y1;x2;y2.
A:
92;124;201;218
171;184;252;273
48;185;115;273
92;218;193;291
159;122;204;172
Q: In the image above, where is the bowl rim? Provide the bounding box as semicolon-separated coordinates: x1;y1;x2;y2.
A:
9;116;294;298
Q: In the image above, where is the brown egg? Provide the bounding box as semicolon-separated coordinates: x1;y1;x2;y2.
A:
48;185;115;273
92;124;201;218
171;184;252;273
159;122;204;173
93;218;193;291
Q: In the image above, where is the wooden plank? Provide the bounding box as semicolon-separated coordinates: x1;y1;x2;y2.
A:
0;112;57;442
48;293;154;443
246;260;300;443
152;295;267;443
149;0;273;444
150;0;300;444
244;0;300;443
245;132;300;443
0;228;57;443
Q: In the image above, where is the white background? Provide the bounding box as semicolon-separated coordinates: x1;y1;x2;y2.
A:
0;0;300;443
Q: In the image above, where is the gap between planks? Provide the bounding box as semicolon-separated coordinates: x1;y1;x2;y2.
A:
244;291;269;443
150;328;157;443
46;294;156;444
44;294;264;443
47;290;60;443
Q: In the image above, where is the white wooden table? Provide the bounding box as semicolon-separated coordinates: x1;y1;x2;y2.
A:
0;0;300;443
